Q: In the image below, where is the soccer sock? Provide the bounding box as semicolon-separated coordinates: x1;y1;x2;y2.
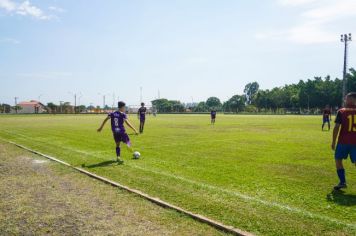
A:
337;169;346;184
116;147;121;157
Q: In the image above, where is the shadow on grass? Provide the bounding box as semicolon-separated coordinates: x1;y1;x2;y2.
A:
81;160;121;168
326;190;356;206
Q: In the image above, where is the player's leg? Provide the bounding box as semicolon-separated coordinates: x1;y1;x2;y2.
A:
322;119;325;130
122;133;133;153
113;132;124;163
334;144;349;190
115;141;124;163
350;146;356;167
141;119;145;133
139;120;145;133
327;120;330;130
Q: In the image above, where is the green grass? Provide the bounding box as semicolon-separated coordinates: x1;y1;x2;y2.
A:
0;114;355;235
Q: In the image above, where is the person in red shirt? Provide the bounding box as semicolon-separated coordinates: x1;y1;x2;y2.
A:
322;105;332;131
331;92;356;190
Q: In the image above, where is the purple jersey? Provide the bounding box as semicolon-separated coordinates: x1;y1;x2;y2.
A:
211;110;216;117
108;111;127;133
138;107;147;120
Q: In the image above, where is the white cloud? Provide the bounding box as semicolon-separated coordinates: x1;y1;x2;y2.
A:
0;0;54;20
0;0;16;11
277;0;318;7
287;22;336;43
48;6;65;13
16;1;49;19
16;72;73;80
303;1;356;21
257;0;356;44
0;37;20;44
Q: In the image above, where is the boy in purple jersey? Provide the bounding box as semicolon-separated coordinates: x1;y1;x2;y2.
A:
137;102;147;134
97;101;138;163
211;110;216;125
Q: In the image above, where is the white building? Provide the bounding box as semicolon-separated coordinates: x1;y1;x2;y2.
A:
15;100;47;114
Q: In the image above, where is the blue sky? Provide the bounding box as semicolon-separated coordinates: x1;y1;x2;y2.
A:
1;0;356;107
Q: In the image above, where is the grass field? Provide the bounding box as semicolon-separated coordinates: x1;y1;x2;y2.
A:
0;141;224;235
0;114;355;235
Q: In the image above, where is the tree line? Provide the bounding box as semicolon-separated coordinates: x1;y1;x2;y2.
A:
152;68;356;113
2;68;356;114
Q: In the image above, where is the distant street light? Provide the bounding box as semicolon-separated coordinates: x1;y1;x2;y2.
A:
59;101;64;113
38;94;43;103
68;92;81;114
14;96;18;114
340;33;352;106
98;93;109;112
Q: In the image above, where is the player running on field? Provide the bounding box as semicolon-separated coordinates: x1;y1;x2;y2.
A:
322;105;332;131
137;102;147;134
211;110;216;125
331;92;356;190
97;101;138;163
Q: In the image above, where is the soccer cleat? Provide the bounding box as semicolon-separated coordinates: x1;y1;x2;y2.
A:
116;157;124;164
333;182;347;190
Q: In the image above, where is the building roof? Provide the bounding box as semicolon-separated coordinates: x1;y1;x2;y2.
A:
18;100;45;107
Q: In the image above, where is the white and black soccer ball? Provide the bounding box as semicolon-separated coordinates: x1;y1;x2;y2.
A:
133;151;141;159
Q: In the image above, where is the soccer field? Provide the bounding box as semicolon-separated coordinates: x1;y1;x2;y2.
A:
0;114;355;235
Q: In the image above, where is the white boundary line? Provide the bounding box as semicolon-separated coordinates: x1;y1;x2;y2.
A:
2;139;253;236
1;131;356;230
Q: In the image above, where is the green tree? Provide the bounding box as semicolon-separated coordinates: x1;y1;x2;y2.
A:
224;95;245;113
193;102;208;112
206;97;222;110
244;82;259;104
47;102;58;114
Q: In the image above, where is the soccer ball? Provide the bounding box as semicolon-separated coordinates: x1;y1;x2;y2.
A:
133;151;141;159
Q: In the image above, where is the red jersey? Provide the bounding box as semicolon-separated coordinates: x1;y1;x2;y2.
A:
323;109;331;118
335;107;356;145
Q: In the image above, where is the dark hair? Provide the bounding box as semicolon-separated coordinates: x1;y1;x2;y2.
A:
118;101;126;108
346;92;356;99
141;102;145;106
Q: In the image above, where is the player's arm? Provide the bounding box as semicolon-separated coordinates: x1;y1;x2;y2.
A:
97;116;110;132
125;119;139;134
331;111;342;150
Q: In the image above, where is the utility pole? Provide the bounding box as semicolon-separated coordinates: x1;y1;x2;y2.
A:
98;93;109;112
103;95;105;110
341;33;352;106
38;94;43;103
78;94;82;113
14;97;18;114
60;101;64;113
68;92;81;114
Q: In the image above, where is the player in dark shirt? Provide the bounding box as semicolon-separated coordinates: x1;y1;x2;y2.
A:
137;102;147;134
97;101;138;163
322;105;332;131
331;92;356;190
211;110;216;125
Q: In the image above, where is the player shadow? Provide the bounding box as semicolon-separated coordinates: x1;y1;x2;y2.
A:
82;160;121;168
326;190;356;206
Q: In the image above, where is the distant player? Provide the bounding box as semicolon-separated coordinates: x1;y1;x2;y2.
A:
322;105;332;131
331;92;356;190
137;102;147;134
211;110;216;125
97;101;138;163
